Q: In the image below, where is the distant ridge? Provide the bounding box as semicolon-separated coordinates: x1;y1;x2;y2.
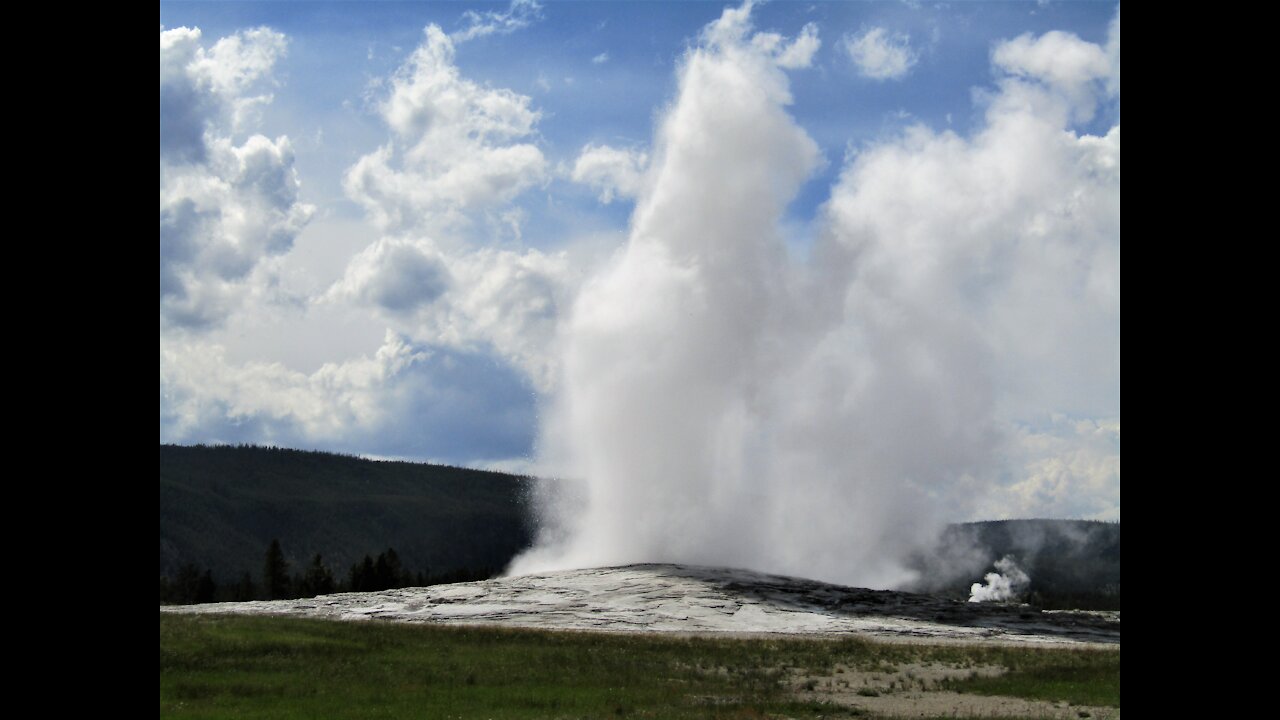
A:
906;518;1119;609
161;444;1118;608
160;444;534;582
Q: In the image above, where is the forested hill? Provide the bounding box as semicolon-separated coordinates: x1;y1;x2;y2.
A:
160;444;534;583
908;518;1121;608
161;444;1118;608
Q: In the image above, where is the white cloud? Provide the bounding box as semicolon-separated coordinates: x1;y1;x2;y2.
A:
160;26;314;329
327;237;451;314
845;27;917;80
425;247;575;391
160;20;562;462
707;2;820;70
592;52;609;65
160;330;536;462
981;418;1120;520
774;22;822;69
570;144;648;204
452;0;543;43
344;25;547;239
191;27;287;101
328;238;575;391
993;29;1111;122
330;24;592;392
159;26;288;158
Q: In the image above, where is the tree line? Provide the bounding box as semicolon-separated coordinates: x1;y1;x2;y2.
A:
159;538;499;605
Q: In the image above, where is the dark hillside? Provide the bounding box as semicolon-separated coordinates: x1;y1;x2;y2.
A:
160;444;534;582
908;519;1120;609
162;445;1117;609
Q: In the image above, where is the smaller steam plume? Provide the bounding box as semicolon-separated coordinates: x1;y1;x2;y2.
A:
968;556;1029;603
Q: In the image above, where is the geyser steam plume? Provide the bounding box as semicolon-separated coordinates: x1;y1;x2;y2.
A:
511;2;1120;589
969;557;1031;603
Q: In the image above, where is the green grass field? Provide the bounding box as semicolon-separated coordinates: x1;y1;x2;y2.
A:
160;614;1119;719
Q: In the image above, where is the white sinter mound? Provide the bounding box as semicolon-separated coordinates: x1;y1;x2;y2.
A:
162;564;1118;646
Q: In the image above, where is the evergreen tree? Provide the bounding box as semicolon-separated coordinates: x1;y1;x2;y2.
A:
194;569;217;603
299;554;336;597
232;571;257;601
374;547;404;590
173;562;202;604
349;555;375;592
264;539;291;600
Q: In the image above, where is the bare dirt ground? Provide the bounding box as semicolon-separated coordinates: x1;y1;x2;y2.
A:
787;662;1119;718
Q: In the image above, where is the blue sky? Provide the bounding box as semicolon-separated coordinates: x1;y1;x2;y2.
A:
159;2;1117;230
160;1;1119;522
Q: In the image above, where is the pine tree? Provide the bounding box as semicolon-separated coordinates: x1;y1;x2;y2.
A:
195;569;217;603
374;548;404;590
299;554;336;597
349;555;375;592
264;539;291;600
233;571;257;601
173;562;202;604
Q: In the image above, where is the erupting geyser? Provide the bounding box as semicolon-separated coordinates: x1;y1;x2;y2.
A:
510;2;1119;589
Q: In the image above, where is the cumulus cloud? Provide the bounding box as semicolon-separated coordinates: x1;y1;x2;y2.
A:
159;26;287;161
160;26;314;329
329;23;585;392
452;0;543;43
329;238;574;391
845;27;917;80
433;248;577;391
592;52;609;65
513;2;1119;588
327;238;452;314
992;29;1111;121
161;19;563;461
982;418;1120;521
161;331;536;462
752;21;821;69
570;144;648;204
705;2;820;70
344;26;546;239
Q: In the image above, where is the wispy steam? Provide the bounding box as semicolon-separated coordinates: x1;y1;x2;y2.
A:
969;556;1030;603
509;2;1119;589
